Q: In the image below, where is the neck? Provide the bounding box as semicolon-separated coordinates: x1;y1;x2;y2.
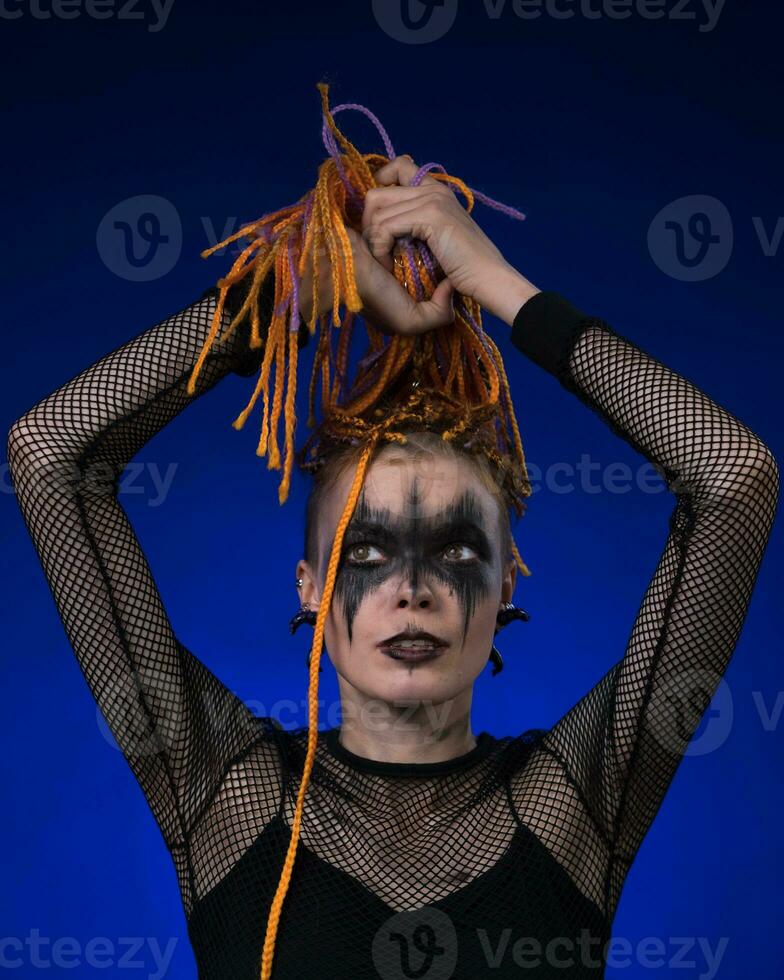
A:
334;680;477;764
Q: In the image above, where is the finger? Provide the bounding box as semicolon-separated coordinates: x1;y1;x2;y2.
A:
384;276;455;336
363;201;441;266
362;201;421;272
424;275;456;324
374;154;419;187
358;249;455;336
374;154;441;188
346;224;394;277
370;192;448;229
361;216;395;272
362;183;434;240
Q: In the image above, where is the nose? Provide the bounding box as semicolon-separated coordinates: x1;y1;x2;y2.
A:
392;568;437;610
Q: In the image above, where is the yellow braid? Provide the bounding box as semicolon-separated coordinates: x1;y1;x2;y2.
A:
259;435;378;980
279;328;299;503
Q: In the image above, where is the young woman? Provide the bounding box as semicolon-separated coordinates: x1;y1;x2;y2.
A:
8;154;779;979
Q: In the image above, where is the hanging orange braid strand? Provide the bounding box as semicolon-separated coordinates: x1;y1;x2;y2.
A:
186;82;534;980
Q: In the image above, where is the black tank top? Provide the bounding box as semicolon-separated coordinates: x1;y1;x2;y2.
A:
187;722;611;978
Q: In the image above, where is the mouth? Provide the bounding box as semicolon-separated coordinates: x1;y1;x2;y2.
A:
377;629;449;663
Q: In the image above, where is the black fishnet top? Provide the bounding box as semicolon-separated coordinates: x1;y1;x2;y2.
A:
7;275;779;979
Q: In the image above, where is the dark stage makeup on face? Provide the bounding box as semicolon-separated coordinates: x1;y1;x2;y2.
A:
330;481;497;642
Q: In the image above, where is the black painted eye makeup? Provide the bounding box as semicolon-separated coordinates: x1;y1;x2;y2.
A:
332;482;496;642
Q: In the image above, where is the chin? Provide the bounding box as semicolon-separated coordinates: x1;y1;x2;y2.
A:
356;653;472;702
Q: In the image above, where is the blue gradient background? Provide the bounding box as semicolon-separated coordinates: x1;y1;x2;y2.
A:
1;1;781;977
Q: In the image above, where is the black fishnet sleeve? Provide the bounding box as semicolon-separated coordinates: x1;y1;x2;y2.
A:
509;291;779;919
6;274;300;909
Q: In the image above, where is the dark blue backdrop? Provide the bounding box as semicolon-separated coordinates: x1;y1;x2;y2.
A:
1;1;781;977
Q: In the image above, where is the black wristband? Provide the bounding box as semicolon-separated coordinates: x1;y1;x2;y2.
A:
510;291;591;379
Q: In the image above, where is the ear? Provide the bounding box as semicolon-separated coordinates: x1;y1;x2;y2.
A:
500;557;517;606
295;558;322;610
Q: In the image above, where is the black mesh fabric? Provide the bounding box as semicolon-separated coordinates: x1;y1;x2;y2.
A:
7;276;779;979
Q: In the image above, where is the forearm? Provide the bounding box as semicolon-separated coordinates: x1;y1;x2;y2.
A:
5;281;277;856
525;291;779;901
475;261;541;327
507;290;778;504
8;278;275;485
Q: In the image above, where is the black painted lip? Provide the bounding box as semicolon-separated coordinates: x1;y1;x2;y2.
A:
380;645;446;662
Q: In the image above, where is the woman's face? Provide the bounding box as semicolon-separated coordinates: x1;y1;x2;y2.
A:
297;447;517;712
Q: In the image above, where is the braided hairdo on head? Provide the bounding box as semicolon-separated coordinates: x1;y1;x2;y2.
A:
187;82;533;980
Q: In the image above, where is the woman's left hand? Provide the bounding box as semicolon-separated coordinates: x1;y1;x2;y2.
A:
362;154;539;327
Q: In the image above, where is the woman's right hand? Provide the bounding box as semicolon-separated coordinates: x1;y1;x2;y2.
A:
297;225;457;337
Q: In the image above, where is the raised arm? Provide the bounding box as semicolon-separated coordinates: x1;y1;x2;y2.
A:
7;274;296;906
508;291;779;917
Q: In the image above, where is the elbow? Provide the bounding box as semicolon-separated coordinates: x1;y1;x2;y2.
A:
7;415;32;480
7;411;45;459
743;439;779;498
7;415;41;492
692;438;780;521
748;441;781;543
7;415;74;502
724;439;780;522
756;441;781;513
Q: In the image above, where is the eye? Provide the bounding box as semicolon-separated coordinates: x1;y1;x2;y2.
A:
442;543;479;563
345;542;386;565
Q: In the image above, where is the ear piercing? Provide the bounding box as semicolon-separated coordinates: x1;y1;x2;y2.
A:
490;602;531;676
287;597;530;677
288;604;322;673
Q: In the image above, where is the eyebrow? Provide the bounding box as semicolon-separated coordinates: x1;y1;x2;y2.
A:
342;521;397;545
431;518;491;552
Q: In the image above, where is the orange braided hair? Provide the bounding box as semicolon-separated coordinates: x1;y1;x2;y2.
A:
186;82;533;980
